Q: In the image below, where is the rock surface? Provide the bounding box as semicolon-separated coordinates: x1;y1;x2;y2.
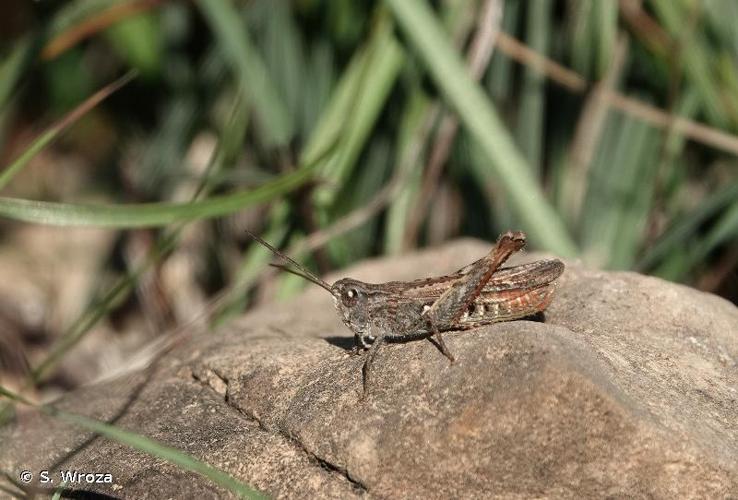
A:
1;239;737;499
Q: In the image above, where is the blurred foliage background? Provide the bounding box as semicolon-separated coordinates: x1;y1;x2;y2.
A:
0;0;737;403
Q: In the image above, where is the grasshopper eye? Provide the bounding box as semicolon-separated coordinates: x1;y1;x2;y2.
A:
342;288;360;306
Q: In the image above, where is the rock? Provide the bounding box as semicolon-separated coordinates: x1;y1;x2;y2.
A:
1;239;736;498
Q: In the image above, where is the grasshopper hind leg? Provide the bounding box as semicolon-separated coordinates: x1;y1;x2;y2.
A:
433;331;455;363
424;312;455;363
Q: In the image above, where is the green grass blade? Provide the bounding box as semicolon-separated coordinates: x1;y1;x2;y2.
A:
0;72;135;191
51;482;68;500
46;0;123;37
213;26;404;312
580;112;659;269
593;1;617;77
384;88;432;254
46;407;266;499
310;17;404;209
608;131;660;269
300;40;334;140
0;36;32;110
214;22;402;317
30;94;263;383
328;135;393;265
198;0;293;147
385;0;577;256
517;0;553;172
637;182;738;271
486;0;519;101
0;385;33;405
212;201;291;323
650;0;734;128
688;199;738;270
570;0;594;77
2;385;264;498
31;260;150;383
261;0;305;126
0;163;315;228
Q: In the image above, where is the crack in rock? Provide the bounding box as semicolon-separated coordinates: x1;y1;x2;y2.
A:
192;367;368;494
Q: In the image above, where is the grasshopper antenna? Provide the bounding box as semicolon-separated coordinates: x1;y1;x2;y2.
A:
268;263;334;293
245;230;333;293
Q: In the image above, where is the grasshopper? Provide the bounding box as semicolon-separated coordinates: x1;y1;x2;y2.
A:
247;231;564;395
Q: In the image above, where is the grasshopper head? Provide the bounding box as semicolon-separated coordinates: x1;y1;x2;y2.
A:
245;230;376;339
331;278;371;336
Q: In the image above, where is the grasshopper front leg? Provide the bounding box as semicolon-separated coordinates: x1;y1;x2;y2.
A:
360;334;386;399
350;333;371;356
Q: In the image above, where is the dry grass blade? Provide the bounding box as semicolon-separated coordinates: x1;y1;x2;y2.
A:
42;0;166;60
403;0;503;249
494;32;738;157
563;34;629;224
387;0;577;255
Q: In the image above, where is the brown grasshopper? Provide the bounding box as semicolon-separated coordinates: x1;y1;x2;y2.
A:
247;231;564;394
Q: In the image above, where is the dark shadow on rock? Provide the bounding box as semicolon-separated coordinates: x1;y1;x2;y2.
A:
326;311;548;357
330;310;568;376
56;489;122;500
324;336;355;351
529;311;546;322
